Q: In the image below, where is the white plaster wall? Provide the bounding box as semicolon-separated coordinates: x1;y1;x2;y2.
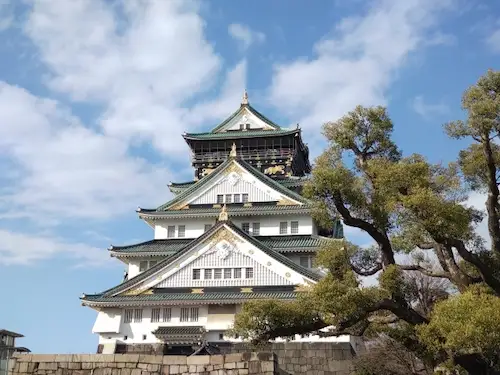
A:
128;262;140;279
154;215;314;239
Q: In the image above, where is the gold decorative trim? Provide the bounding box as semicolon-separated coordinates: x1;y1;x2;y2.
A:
213;204;222;208
170;202;187;210
277;197;299;206
120;289;140;296
140;289;154;295
267;261;272;266
243;202;253;207
205;226;243;248
248;249;254;255
192;288;204;294
285;272;291;278
240;287;253;293
223;163;242;176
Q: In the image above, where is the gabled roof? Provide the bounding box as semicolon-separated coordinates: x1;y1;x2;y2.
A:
82;220;321;302
210;102;281;133
150;157;308;212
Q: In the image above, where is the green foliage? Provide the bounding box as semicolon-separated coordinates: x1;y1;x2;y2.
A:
417;289;500;366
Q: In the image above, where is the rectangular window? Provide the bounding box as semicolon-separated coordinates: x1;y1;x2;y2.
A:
217;194;224;204
190;307;199;322
134;309;143;323
124;309;133;323
225;194;232;204
180;308;190;322
204;224;212;232
151;308;160;323
149;260;157;268
242;223;250;233
252;222;260;235
300;256;310;268
162;308;172;322
167;225;175;238
214;268;222;279
193;269;201;280
280;222;288;234
178;225;185;238
234;268;242;279
139;261;148;272
239;124;244;130
242;193;249;203
245;268;254;278
291;221;299;234
204;269;213;279
234;194;240;203
224;268;232;279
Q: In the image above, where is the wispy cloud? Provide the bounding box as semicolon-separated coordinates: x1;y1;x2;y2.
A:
267;0;456;150
486;26;500;53
0;1;13;31
411;95;449;120
228;23;265;51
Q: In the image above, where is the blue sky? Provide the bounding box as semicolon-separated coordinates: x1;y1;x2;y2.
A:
0;0;498;354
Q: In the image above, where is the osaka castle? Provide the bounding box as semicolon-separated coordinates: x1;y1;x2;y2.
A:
81;92;345;355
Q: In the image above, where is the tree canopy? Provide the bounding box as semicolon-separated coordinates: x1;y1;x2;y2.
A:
230;69;500;374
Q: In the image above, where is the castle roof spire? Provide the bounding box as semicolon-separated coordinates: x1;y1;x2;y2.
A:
218;204;228;221
241;89;248;105
229;142;237;158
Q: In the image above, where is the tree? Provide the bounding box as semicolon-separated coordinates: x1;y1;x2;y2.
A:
231;70;500;373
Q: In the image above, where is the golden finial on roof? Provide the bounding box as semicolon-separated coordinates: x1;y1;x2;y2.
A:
229;142;237;158
219;204;228;221
241;89;248;105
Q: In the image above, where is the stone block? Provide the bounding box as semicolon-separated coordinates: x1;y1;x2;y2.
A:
169;365;179;374
178;366;187;373
19;361;29;373
224;362;236;370
125;364;137;369
238;370;249;375
261;362;274;372
257;353;273;362
138;363;149;369
147;364;160;372
28;362;38;372
247;361;261;374
112;368;121;375
32;355;56;363
160;365;169;375
139;355;163;364
209;355;224;365
162;357;186;365
186;356;209;365
224;353;241;363
131;369;142;375
121;368;132;375
68;362;81;370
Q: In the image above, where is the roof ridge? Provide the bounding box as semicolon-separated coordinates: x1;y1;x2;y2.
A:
209;103;281;133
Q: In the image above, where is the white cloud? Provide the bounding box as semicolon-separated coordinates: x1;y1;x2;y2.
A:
486;28;500;53
268;0;455;148
425;31;457;46
0;1;13;31
24;0;245;156
228;23;265;51
0;229;110;266
412;95;449;120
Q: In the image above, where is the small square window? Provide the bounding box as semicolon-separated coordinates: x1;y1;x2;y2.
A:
242;194;249;203
167;225;175;238
242;223;250;233
214;269;222;279
219;333;224;340
234;194;241;203
245;268;254;278
193;269;201;280
143;334;147;340
239;124;244;130
300;256;310;268
139;261;148;272
291;221;299;234
204;269;213;279
234;268;242;279
124;335;128;341
280;222;288;235
225;194;232;204
252;222;260;236
178;225;185;238
217;195;224;204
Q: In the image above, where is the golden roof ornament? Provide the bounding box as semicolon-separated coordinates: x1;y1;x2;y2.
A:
229;142;237;158
241;89;248;105
219;204;228;221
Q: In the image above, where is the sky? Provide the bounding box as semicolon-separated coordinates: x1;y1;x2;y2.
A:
0;0;498;354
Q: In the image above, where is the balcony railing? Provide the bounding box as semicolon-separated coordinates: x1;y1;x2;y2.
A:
192;149;294;163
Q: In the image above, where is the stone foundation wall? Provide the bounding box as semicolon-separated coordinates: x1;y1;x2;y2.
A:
8;352;278;375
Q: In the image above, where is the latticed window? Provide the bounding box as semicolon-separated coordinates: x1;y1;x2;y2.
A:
252;222;260;235
214;269;222;279
280;222;288;234
204;269;213;279
224;268;232;279
190;308;199;322
167;226;175;238
162;308;172;322
225;194;232;203
151;308;160;323
234;194;241;203
178;225;185;238
245;268;254;278
193;269;201;280
217;195;224;204
234;268;242;279
124;309;133;323
180;308;190;322
291;221;299;234
139;261;148;272
242;194;249;203
134;309;143;323
242;223;250;233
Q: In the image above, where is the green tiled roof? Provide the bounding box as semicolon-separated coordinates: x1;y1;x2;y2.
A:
210;103;281;133
183;128;298;140
110;235;332;257
153;157;308;212
82;220;321;301
138;204;312;220
153;326;204;335
82;291;298;306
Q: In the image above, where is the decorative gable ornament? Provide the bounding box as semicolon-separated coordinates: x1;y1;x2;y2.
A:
226;171;240;186
216;241;233;260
